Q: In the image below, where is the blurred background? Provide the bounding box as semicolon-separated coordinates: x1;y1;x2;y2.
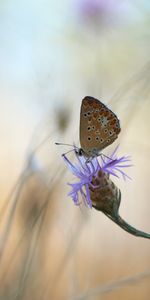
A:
0;0;150;299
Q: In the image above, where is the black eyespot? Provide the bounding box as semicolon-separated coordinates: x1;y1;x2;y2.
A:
92;126;95;130
100;138;103;142
84;113;87;117
87;112;91;116
87;126;91;131
107;139;110;142
88;137;91;141
109;131;113;135
104;129;108;133
96;137;99;141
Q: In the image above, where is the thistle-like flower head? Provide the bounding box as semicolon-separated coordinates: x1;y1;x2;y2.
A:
63;146;132;209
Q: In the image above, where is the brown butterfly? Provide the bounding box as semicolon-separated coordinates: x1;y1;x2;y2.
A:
79;96;121;157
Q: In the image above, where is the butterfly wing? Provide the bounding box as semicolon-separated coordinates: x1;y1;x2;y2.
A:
80;96;121;156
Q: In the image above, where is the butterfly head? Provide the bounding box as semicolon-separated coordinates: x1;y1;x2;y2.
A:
77;147;99;158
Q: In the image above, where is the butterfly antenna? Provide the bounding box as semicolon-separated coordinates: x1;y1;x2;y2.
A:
55;142;79;150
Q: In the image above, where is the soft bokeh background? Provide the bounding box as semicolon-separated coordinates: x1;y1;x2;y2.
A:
0;0;150;299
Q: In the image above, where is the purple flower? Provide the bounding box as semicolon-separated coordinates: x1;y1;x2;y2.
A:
79;0;117;16
63;146;132;208
75;0;129;26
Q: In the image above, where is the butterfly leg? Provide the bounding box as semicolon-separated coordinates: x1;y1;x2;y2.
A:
100;153;115;162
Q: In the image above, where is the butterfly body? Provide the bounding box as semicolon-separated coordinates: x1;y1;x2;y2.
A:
79;96;121;157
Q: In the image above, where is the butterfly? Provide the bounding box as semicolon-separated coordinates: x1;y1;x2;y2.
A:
79;96;121;158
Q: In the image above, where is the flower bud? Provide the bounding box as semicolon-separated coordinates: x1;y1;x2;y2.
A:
89;170;121;216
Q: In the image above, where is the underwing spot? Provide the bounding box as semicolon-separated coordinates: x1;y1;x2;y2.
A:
110;119;116;125
87;136;92;141
84;113;87;117
92;125;95;130
92;102;99;109
88;117;92;123
93;112;98;119
109;131;113;136
103;111;109;117
100;138;104;143
95;136;99;141
87;126;91;131
104;129;108;133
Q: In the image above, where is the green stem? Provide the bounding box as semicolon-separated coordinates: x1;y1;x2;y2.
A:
104;213;150;239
